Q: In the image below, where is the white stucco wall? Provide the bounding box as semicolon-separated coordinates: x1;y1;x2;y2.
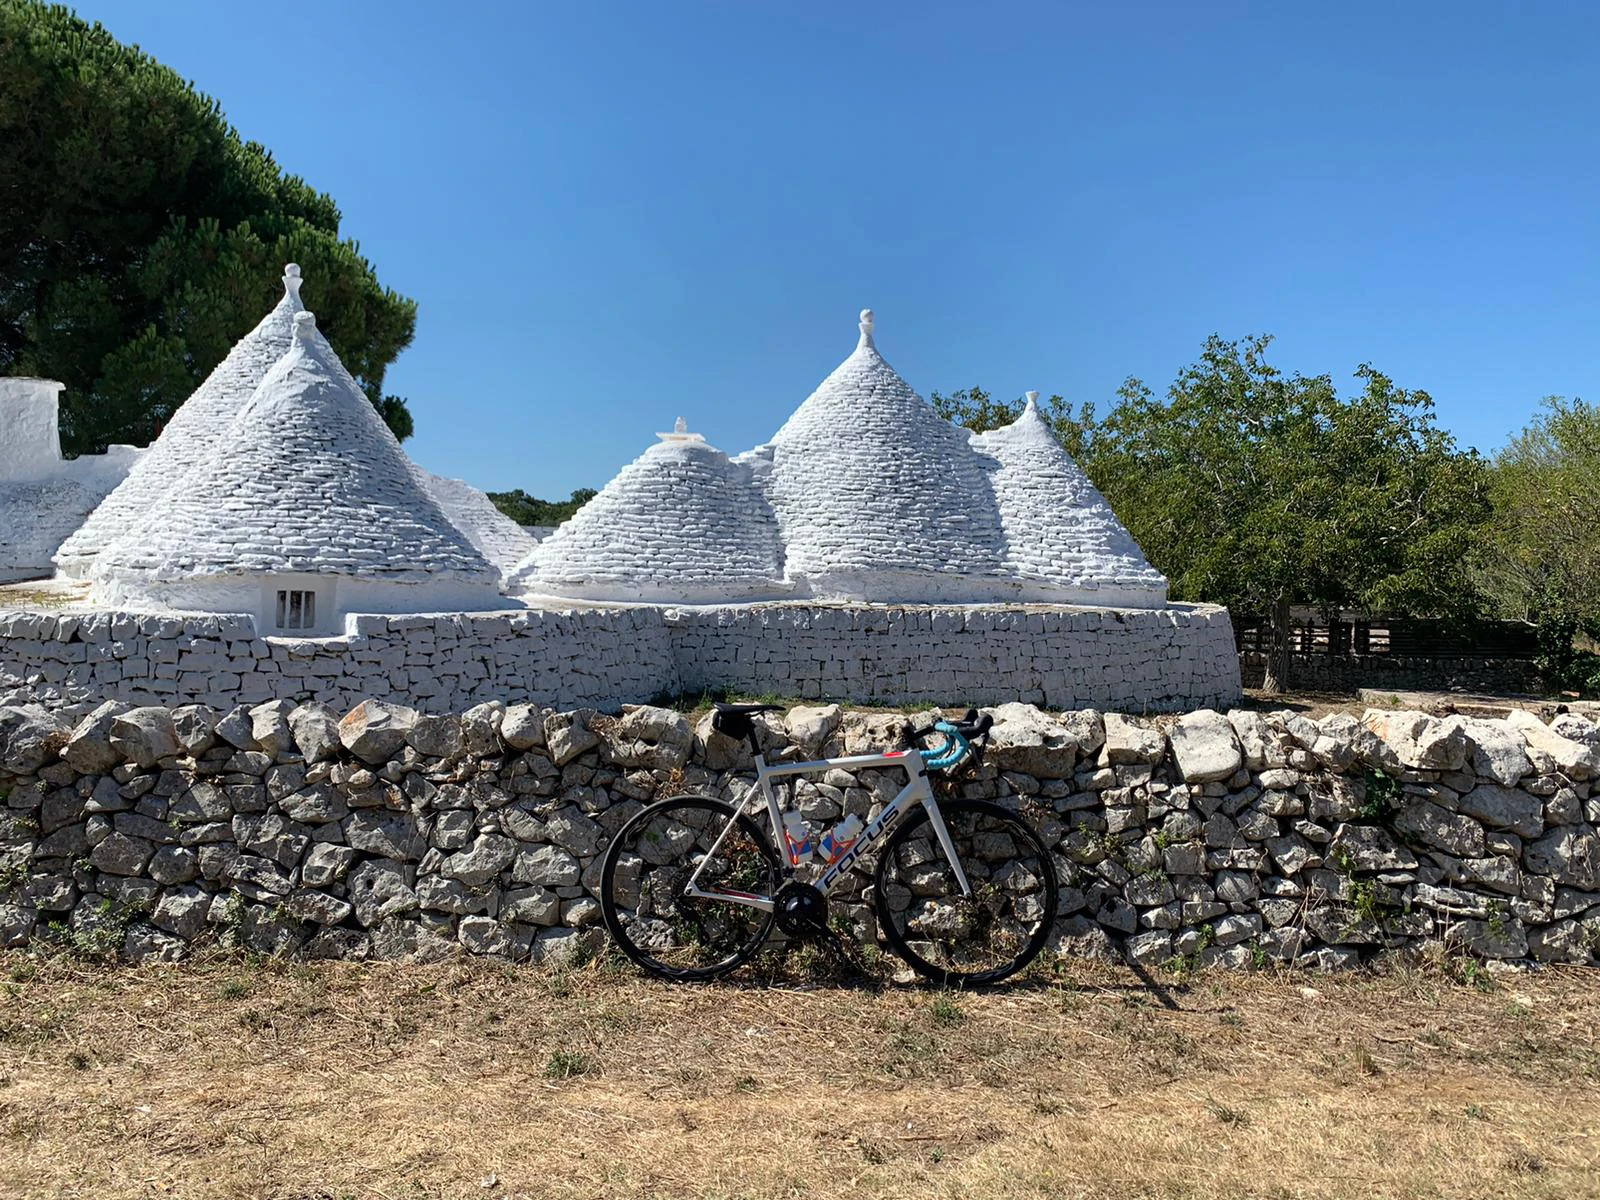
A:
0;379;64;479
0;379;145;583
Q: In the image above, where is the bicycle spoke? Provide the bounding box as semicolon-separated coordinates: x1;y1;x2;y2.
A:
601;797;780;981
875;800;1057;986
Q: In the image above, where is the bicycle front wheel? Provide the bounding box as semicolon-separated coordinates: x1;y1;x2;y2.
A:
600;795;781;982
874;798;1058;987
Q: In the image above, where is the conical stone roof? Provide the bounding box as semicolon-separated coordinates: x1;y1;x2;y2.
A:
512;421;784;603
91;313;501;600
971;394;1167;606
755;310;1007;601
418;469;539;584
55;265;306;577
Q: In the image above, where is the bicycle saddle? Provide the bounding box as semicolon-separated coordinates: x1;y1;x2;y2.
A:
712;702;784;717
710;701;783;746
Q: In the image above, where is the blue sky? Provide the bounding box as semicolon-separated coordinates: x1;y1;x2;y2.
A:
73;1;1599;496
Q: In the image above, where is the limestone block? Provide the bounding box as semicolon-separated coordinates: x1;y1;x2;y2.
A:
0;705;69;773
501;703;547;750
249;699;296;756
1393;801;1485;858
1505;710;1600;779
61;701;130;772
1101;714;1165;765
1167;709;1242;783
339;700;418;764
1361;710;1468;772
1457;784;1544;840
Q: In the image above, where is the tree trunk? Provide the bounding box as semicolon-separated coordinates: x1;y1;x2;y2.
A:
1261;596;1293;694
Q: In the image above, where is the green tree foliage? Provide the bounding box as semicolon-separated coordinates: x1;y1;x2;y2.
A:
0;1;418;451
931;387;1028;434
1474;397;1600;690
931;386;1097;460
938;336;1491;692
488;488;598;527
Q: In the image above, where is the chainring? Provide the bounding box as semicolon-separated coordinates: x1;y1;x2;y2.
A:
774;880;830;936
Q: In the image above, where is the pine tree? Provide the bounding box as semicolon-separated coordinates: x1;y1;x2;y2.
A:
0;1;418;451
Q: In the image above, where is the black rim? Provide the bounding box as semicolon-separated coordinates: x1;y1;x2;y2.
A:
874;799;1059;987
600;795;780;982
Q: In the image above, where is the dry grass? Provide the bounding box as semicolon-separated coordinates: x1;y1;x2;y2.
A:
0;578;93;611
0;948;1596;1200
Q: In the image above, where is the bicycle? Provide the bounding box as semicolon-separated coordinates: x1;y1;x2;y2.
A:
598;702;1060;986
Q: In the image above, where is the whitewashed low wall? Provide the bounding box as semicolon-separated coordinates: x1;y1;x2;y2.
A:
0;601;1240;717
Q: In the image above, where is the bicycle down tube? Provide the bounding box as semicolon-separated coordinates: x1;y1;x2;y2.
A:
682;748;977;909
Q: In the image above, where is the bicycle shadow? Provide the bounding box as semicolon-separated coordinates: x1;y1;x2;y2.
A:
727;934;1186;1010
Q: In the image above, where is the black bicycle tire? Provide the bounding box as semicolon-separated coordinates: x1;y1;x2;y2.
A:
599;793;781;983
873;798;1059;988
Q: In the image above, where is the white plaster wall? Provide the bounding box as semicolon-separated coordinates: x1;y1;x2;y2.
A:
0;379;145;583
90;569;517;630
0;479;101;583
0;379;63;479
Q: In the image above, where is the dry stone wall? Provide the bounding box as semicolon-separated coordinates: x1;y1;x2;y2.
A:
1;697;1598;969
0;602;1241;718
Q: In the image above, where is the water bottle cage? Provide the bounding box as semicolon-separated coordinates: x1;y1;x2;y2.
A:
918;721;970;772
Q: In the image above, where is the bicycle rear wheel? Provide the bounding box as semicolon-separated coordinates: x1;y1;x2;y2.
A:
600;795;781;982
874;798;1058;987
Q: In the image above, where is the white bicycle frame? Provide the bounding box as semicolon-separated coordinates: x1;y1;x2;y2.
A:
683;746;975;912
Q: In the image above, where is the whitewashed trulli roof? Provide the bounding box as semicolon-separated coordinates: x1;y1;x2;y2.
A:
418;469;539;583
511;420;785;603
750;310;1007;601
971;394;1168;606
91;313;501;591
2;479;104;584
54;265;306;578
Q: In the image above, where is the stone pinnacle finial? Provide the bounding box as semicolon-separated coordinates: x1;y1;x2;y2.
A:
284;262;304;303
1025;390;1040;409
293;311;317;340
657;415;705;444
858;308;875;350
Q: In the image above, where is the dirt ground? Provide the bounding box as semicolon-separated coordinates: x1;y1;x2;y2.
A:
0;948;1595;1200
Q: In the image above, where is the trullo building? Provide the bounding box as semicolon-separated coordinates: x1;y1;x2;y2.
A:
511;420;784;603
515;309;1168;608
88;312;505;632
55;263;531;584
